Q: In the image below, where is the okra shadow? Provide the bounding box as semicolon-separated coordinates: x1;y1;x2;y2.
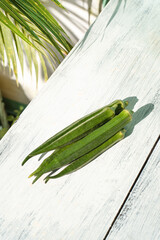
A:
125;102;154;137
123;96;139;111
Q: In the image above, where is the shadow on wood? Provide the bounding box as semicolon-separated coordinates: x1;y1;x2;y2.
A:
124;96;154;137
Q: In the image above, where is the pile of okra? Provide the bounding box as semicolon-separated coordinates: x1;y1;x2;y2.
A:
22;99;133;184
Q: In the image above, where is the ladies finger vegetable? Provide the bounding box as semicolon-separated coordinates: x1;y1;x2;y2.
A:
22;99;133;184
22;100;128;165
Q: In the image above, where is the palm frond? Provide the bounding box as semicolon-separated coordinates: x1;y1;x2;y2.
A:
13;29;24;75
0;0;73;84
0;28;5;66
0;10;38;49
50;0;65;9
9;0;72;53
1;22;18;81
31;47;39;86
38;52;48;82
22;33;33;75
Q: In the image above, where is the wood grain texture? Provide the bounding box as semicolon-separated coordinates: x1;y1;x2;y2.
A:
0;0;160;239
105;139;160;240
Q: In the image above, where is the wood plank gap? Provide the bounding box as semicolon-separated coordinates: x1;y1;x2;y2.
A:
103;135;160;240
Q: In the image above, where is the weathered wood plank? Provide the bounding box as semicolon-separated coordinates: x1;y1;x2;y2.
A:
105;139;160;240
0;0;160;239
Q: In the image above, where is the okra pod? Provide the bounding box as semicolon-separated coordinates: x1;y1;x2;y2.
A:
45;130;126;182
30;109;133;183
23;100;127;165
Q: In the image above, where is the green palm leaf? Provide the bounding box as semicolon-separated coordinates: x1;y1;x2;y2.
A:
38;52;48;82
0;10;38;49
50;0;65;9
31;47;39;87
13;30;24;75
0;28;5;66
22;35;33;76
0;2;40;41
1;22;18;81
0;0;72;84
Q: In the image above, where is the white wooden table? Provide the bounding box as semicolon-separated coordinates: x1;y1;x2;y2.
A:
0;0;160;239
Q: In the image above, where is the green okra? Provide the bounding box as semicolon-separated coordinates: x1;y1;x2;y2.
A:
29;109;133;183
45;130;126;182
22;99;128;165
23;107;114;165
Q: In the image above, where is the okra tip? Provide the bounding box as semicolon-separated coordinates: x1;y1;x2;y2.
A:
32;177;39;184
123;109;134;118
120;128;126;135
28;168;44;183
22;158;27;166
44;178;49;184
128;110;134;117
28;168;39;179
30;173;43;184
28;173;34;178
44;174;52;183
22;155;32;166
124;100;129;107
130;110;134;115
